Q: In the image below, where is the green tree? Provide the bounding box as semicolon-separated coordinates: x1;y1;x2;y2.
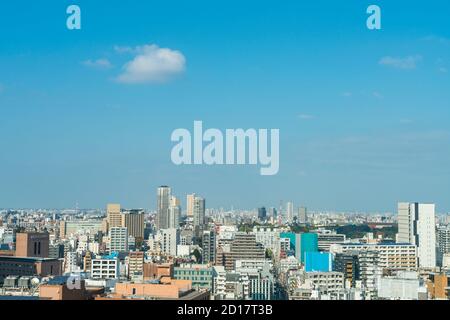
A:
192;248;202;263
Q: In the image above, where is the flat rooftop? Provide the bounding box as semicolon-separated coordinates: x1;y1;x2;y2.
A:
0;256;60;263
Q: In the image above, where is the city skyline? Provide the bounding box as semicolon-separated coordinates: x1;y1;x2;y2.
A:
1;1;450;211
1;199;448;301
0;183;446;214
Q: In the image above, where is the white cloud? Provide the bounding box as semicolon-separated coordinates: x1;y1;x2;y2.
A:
298;114;315;120
82;58;113;69
379;55;422;70
341;92;352;97
116;44;186;84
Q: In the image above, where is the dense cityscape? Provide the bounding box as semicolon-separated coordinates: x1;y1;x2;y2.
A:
0;186;449;300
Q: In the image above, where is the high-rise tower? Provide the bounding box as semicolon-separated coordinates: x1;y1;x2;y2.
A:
397;202;436;268
156;186;171;230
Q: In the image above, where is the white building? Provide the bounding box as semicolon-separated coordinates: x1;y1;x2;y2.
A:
331;243;418;271
358;250;383;299
315;229;346;252
235;260;274;300
217;225;237;247
397;202;436;268
177;244;191;257
64;251;78;273
91;257;119;279
378;271;421;300
279;238;291;253
212;266;250;300
76;238;89;255
160;228;180;256
280;256;300;273
235;259;273;271
306;272;345;294
253;226;280;255
109;226;128;253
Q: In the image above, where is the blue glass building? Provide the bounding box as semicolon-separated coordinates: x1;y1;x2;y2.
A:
279;232;319;263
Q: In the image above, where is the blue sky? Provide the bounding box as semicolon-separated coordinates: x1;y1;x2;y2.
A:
0;0;450;212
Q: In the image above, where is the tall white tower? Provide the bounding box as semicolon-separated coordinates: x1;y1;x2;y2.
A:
397;202;436;268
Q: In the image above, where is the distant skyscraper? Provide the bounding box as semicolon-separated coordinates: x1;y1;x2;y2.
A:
121;209;145;241
107;204;122;229
167;195;181;229
168;205;181;229
258;207;267;221
193;196;206;229
397;202;436;268
269;207;278;219
186;193;196;217
170;195;180;207
286;202;294;223
299;207;308;224
156;186;171;230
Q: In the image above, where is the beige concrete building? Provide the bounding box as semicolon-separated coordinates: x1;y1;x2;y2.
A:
128;251;144;280
186;193;196;217
107;204;122;229
96;277;208;300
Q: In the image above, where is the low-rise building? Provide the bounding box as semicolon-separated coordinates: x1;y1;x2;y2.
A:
91;254;119;280
378;271;422;300
331;243;417;271
173;264;214;290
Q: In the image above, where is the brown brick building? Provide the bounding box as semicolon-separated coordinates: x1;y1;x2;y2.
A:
15;232;49;258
